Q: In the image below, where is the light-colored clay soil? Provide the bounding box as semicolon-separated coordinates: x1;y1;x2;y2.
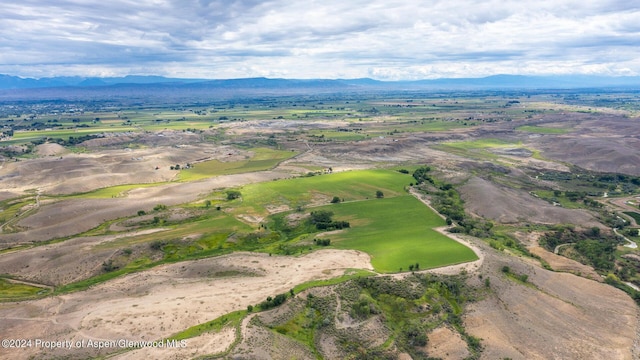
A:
0;249;372;359
464;241;638;360
112;326;236;360
426;325;470;359
0;229;167;285
460;176;600;226
528;246;602;281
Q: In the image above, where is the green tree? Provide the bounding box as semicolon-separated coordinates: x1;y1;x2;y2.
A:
226;190;242;200
376;190;384;198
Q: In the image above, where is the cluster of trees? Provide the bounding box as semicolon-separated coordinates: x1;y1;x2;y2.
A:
539;226;621;271
309;210;350;230
254;289;294;311
169;163;192;170
313;238;331;246
412;166;433;185
102;259;118;272
226;190;242;200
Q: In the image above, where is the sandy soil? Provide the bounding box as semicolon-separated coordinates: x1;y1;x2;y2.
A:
0;143;254;195
426;325;470;359
113;326;236;360
464;240;638;360
528;246;602;281
460;176;599;226
0;229;166;285
0;249;372;359
532;114;640;176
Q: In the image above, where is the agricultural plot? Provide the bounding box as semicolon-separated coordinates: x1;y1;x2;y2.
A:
229;169;411;217
225;169;477;272
323;196;478;272
178;147;296;181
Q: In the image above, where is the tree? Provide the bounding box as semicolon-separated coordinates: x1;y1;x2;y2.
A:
226;190;242;200
376;190;384;198
331;196;341;203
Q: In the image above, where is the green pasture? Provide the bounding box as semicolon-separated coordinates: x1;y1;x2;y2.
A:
442;138;521;149
178;148;296;181
322;196;478;272
516;125;569;134
0;278;49;300
434;138;523;161
232;169;412;217
1;127;136;145
62;182;165;199
402;119;475;132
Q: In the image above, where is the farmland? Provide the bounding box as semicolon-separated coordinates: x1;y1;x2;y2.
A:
1;88;640;359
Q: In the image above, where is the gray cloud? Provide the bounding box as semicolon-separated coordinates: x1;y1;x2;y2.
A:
1;0;639;79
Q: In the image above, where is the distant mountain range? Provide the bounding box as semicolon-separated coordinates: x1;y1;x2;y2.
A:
1;74;639;91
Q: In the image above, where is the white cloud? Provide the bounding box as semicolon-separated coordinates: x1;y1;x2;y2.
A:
1;0;639;79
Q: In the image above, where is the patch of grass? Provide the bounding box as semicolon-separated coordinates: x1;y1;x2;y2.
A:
0;278;50;300
433;138;522;161
292;269;376;293
178;147;296;181
167;310;246;341
62;183;165;199
516;125;570;134
272;308;323;357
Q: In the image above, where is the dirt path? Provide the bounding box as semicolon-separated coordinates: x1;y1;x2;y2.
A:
614;228;638;249
408;187;484;273
409;188;446;220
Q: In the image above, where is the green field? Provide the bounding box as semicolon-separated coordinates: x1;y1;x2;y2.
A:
516;125;570;134
0;278;49;300
231;169;477;272
233;169;411;217
324;196;477;272
178;148;296;181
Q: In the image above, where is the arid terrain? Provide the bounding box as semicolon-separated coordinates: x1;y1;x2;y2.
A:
1;92;640;359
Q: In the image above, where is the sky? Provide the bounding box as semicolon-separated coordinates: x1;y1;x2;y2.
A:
1;0;639;80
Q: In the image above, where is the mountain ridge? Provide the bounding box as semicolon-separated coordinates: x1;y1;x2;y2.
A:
1;74;639;90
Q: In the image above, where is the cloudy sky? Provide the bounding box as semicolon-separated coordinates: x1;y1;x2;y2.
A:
2;0;639;80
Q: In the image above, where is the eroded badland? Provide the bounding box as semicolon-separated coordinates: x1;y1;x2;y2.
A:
1;90;640;359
